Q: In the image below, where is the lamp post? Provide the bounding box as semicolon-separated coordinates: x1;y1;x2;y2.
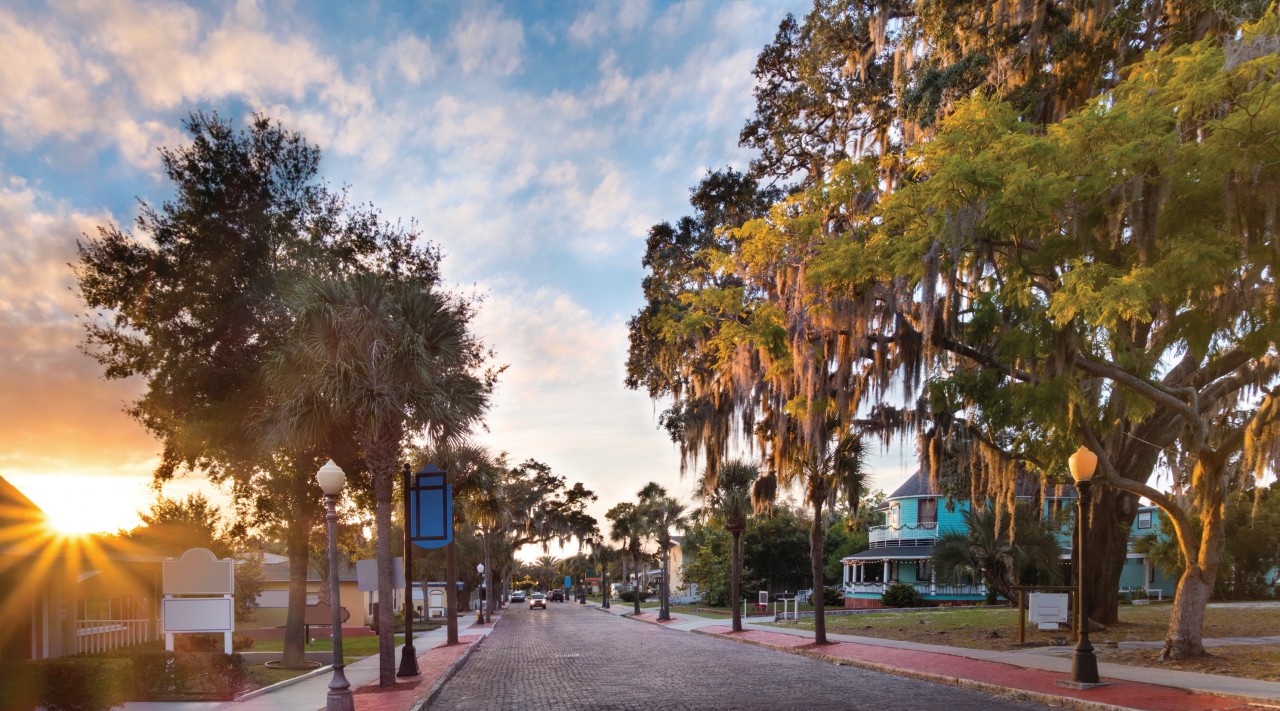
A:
476;563;486;624
316;460;354;711
397;463;419;677
1068;445;1101;686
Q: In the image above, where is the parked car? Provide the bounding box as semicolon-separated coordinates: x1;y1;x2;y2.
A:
529;592;547;609
548;589;564;602
511;591;526;603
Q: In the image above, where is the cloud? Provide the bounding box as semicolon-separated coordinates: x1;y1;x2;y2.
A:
0;9;103;143
0;179;159;480
450;3;525;76
568;0;652;44
379;32;439;86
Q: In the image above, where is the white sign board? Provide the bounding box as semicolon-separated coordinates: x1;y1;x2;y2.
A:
1029;592;1070;629
356;557;405;592
163;548;233;595
163;598;233;633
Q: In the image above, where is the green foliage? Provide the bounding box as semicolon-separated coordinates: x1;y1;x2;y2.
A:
681;523;734;606
0;658;133;711
741;505;811;592
932;505;1065;604
824;514;869;583
116;651;247;701
618;589;650;603
821;586;844;607
1219;483;1280;599
881;583;927;608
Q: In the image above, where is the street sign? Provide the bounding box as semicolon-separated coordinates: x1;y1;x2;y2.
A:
1029;592;1069;630
564;576;571;589
409;464;453;549
356;557;405;591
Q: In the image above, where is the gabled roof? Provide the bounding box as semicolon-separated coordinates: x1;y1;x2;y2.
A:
886;471;1077;502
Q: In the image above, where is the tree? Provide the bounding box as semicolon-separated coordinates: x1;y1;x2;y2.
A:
638;484;689;621
697;459;759;631
627;3;1280;661
759;433;866;644
262;272;491;685
607;502;648;616
932;505;1065;606
741;504;811;595
74;112;434;669
680;522;733;607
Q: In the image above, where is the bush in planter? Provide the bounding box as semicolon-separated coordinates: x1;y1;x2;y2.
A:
109;650;248;701
618;589;650;603
3;658;134;711
881;583;926;608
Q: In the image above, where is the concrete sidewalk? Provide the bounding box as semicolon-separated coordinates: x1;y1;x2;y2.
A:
603;605;1280;711
123;616;495;711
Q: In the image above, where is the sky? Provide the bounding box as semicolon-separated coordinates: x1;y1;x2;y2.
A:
0;0;918;545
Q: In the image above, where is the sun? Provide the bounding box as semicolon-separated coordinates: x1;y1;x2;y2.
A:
11;474;144;536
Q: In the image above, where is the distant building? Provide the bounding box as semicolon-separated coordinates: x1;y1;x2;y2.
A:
0;475;164;660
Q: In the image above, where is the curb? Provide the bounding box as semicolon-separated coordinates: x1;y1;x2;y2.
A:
689;629;1149;711
234;662;335;702
412;633;489;710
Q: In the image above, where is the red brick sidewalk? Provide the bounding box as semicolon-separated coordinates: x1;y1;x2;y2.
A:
700;626;1260;711
351;634;482;711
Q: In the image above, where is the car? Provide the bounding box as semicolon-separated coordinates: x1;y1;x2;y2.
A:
529;592;547;609
548;589;564;602
510;591;526;603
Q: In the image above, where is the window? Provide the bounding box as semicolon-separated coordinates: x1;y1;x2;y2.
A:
890;504;900;527
916;560;931;581
918;498;938;525
1137;511;1153;529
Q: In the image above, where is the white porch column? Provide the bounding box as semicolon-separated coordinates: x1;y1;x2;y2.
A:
882;561;889;588
930;566;937;595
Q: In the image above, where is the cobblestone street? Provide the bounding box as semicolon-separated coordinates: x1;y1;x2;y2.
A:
428;603;1056;710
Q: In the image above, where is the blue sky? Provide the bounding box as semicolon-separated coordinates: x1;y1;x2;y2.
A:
0;0;917;539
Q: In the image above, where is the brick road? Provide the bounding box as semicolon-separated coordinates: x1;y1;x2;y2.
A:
428;602;1056;710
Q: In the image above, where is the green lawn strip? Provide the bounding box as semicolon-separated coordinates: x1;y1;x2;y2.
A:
250;633;408;655
768;602;1280;653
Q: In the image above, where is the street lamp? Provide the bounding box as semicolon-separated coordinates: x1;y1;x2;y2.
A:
316;460;354;711
476;563;486;624
1067;445;1102;687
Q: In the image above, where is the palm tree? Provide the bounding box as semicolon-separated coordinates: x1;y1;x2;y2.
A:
422;442;501;641
698;459;759;632
263;273;489;685
756;432;867;645
606;502;647;615
639;484;689;621
931;504;1065;606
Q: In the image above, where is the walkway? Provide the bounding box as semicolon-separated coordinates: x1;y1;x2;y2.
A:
123;616;495;711
606;605;1280;711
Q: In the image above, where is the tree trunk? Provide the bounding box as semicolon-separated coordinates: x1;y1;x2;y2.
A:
1161;459;1228;660
810;501;827;645
731;529;743;633
445;540;459;644
1083;487;1139;625
660;539;671;621
633;552;642;616
483;533;494;621
282;504;311;668
371;450;397;687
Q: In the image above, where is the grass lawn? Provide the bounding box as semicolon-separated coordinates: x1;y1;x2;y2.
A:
251;633;412;657
770;602;1280;682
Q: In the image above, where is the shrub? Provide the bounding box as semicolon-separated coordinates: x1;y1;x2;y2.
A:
618;589;650;603
881;583;926;608
103;650;247;701
2;658;134;711
822;586;845;607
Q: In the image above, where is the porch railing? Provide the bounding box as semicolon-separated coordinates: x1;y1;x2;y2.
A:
76;619;152;654
842;582;987;597
868;522;938;546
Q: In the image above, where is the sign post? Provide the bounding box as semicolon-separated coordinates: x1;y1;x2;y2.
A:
409;464;453;549
162;548;235;654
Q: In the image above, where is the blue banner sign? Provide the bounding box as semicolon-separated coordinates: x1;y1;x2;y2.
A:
564;576;571;589
409;464;453;549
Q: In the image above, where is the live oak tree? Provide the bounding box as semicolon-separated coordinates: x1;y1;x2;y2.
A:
627;1;1278;659
74;113;420;668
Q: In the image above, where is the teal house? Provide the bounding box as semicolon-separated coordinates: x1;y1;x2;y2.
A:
1118;505;1179;601
840;470;1077;608
840;471;1183;608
